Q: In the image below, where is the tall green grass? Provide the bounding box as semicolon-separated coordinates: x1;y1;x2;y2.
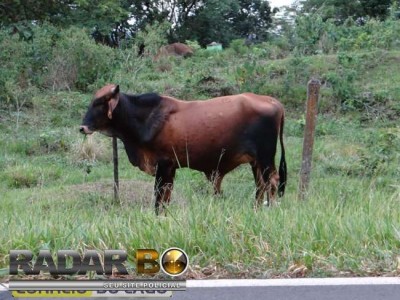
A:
1;169;399;278
1;114;399;278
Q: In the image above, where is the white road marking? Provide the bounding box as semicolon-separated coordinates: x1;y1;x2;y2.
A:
187;277;400;287
1;277;399;292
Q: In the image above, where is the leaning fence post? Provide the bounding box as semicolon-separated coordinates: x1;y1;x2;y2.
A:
298;79;321;200
112;136;119;204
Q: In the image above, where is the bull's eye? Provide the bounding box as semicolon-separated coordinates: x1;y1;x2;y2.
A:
92;96;108;107
92;101;103;108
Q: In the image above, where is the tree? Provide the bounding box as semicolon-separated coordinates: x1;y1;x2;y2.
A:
69;0;132;47
0;0;132;46
1;0;275;47
176;0;238;46
360;0;396;19
128;0;201;33
231;0;274;40
299;0;395;23
69;0;131;34
176;0;275;46
0;0;73;26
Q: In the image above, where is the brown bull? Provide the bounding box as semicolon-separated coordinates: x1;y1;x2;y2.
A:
80;85;287;215
155;42;194;60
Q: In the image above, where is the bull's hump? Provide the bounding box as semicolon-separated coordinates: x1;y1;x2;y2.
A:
241;92;277;103
95;84;117;98
241;93;283;112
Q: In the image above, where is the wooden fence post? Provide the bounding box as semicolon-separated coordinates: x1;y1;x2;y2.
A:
112;136;119;204
299;79;321;200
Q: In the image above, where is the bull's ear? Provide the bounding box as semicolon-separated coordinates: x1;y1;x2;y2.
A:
111;85;119;96
107;86;120;119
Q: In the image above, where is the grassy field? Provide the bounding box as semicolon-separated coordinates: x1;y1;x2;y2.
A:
0;50;399;279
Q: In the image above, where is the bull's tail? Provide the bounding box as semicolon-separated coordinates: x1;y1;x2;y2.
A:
278;113;287;197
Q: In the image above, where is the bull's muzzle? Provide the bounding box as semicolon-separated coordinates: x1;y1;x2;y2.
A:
79;125;93;135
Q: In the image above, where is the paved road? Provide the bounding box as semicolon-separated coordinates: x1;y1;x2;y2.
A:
172;286;400;300
1;278;399;300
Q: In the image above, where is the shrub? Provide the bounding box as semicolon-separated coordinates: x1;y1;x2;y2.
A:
4;165;39;188
0;24;65;106
44;27;116;91
0;24;117;101
0;31;35;106
234;60;267;93
336;18;400;52
256;42;289;60
134;21;171;57
323;53;357;109
359;128;400;177
229;39;249;55
293;13;327;55
185;40;202;52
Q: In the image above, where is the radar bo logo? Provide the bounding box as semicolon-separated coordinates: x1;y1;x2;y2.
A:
10;248;189;277
137;248;189;276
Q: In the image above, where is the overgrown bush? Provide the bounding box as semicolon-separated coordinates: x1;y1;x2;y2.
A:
0;24;116;102
323;53;358;109
337;18;400;52
359;128;400;177
255;42;289;60
0;30;42;106
287;12;400;56
44;27;116;91
229;39;249;55
292;13;338;55
134;21;171;57
185;40;202;52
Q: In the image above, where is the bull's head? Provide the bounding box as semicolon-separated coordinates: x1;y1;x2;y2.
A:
80;84;120;135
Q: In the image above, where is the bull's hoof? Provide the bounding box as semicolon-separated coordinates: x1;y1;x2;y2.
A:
155;204;169;216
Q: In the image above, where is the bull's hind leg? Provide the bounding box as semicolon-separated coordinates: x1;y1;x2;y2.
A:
154;160;176;216
258;161;279;207
251;162;267;209
256;136;279;206
205;170;224;195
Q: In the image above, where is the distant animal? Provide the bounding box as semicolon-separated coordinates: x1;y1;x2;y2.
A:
155;42;194;59
80;85;287;215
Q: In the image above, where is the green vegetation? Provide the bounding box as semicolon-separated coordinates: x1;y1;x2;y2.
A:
1;1;400;279
1;110;399;278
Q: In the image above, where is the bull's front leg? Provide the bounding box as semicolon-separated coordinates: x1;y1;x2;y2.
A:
154;160;176;215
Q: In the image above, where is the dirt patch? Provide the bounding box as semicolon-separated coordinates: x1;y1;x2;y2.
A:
71;179;187;208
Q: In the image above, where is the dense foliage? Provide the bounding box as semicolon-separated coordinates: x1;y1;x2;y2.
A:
2;0;398;44
1;0;275;46
299;0;398;22
1;6;399;116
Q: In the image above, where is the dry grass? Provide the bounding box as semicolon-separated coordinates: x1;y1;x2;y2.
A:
71;135;112;164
